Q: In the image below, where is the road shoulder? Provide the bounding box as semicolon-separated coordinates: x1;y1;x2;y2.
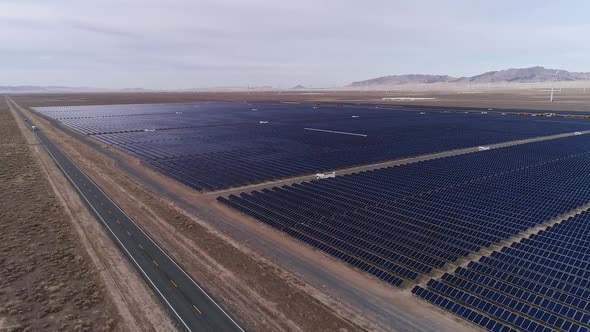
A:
6;98;177;332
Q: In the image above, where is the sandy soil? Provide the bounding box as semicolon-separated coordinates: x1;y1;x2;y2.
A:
11;87;590;112
0;102;120;331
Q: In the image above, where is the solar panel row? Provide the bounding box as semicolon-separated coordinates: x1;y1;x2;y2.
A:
413;211;590;331
412;286;519;332
390;103;590;116
33;102;590;190
219;135;590;286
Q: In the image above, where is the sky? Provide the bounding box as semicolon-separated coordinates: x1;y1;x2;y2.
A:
1;0;590;89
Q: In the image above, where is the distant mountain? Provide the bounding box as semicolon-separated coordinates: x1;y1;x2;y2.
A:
348;66;590;87
457;66;590;83
349;74;456;87
291;84;307;89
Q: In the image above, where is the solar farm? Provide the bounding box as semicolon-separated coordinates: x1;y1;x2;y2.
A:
32;101;590;332
33;102;590;191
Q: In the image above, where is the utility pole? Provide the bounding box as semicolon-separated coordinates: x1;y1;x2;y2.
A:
549;70;559;102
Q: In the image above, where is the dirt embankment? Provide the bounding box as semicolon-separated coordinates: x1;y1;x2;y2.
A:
0;102;120;331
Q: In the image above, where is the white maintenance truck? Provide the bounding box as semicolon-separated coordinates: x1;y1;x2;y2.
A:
316;172;336;180
31;125;38;131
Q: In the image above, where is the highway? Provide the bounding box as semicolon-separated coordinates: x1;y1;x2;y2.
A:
6;97;244;332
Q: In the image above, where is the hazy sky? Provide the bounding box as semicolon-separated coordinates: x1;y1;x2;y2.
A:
1;0;589;89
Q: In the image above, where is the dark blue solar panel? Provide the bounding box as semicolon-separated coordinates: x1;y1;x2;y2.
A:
32;102;590;190
31;101;590;331
220;134;590;287
414;211;590;331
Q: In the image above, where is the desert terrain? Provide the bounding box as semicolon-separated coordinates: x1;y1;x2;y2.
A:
0;101;120;331
13;84;590;112
5;88;589;331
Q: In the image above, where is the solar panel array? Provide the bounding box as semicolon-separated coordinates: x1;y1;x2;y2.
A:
33;101;590;330
33;102;590;191
413;210;590;332
390;103;590;116
218;135;590;287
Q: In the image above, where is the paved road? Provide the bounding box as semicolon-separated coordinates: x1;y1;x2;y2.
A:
6;97;244;332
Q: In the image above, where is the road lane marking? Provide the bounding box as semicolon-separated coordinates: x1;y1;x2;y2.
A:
193;304;202;315
18;122;196;332
138;244;144;250
126;231;131;236
171;280;178;288
153;260;159;267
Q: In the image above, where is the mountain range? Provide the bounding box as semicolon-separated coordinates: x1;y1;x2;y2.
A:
4;67;590;92
348;66;590;87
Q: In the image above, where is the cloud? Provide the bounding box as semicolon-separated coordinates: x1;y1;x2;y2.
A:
0;0;589;88
70;21;139;38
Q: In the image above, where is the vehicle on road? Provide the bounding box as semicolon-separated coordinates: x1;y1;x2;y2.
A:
316;172;336;180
